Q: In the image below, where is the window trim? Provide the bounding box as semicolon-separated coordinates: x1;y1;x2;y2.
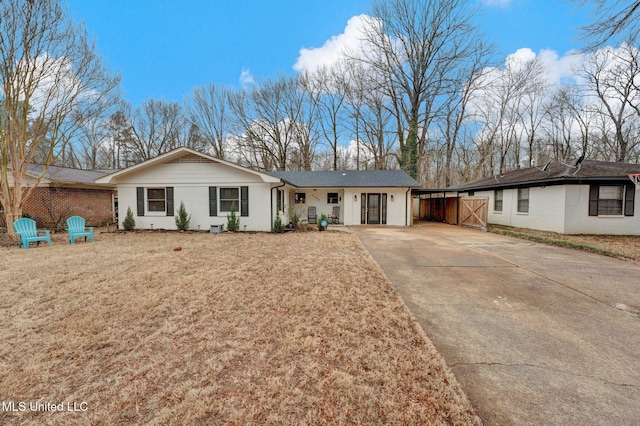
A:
590;184;631;217
294;192;306;204
219;187;240;213
517;188;529;214
147;188;167;213
494;189;503;212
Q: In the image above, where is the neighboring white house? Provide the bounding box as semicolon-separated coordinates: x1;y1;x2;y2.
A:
95;147;420;231
416;159;640;235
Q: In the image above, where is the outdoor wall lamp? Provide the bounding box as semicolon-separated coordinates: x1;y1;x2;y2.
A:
354;195;358;201
390;195;394;201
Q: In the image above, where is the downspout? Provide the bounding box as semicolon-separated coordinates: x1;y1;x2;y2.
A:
271;182;286;231
405;188;411;226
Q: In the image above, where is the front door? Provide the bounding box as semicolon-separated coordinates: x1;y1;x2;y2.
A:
368;194;380;224
361;193;387;224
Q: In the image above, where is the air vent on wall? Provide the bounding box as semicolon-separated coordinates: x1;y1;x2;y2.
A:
167;154;216;164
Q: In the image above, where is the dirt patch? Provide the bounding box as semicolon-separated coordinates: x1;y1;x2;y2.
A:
0;231;479;425
489;225;640;262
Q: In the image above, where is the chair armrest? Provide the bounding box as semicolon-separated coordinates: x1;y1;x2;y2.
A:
38;230;50;237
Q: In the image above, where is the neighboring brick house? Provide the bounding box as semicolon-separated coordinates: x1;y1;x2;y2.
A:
1;164;116;230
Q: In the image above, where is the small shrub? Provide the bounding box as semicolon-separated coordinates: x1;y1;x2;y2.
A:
318;213;329;231
123;207;135;231
273;211;285;233
226;202;240;232
290;212;300;229
175;201;191;231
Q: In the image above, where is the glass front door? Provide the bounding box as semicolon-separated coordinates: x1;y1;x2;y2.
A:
367;194;380;224
360;193;387;224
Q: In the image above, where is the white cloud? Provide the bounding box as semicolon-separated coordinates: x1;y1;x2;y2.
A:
239;68;255;87
293;14;379;73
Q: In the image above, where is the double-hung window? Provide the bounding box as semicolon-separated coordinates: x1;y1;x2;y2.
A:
219;187;240;212
327;192;339;204
208;186;249;217
494;190;503;212
517;188;529;213
136;187;174;216
589;185;634;216
147;188;166;212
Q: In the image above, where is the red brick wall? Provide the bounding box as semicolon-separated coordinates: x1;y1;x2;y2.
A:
1;187;115;230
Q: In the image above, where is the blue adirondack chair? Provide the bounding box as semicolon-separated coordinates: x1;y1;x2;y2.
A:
13;218;52;250
66;216;94;244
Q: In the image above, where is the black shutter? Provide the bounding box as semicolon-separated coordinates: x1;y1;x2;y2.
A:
240;186;249;217
209;187;217;216
136;187;144;216
624;185;635;216
361;193;366;224
588;185;599;216
166;187;174;216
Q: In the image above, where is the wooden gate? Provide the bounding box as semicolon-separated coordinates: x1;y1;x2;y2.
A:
459;197;488;230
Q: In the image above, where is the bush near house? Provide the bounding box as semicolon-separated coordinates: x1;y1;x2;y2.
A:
122;207;135;231
175;202;191;231
226;202;240;232
273;211;285;233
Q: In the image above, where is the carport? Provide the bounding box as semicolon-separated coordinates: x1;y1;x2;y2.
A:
413;189;488;230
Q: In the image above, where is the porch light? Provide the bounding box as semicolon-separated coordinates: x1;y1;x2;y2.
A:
390;195;394;201
354;195;358;202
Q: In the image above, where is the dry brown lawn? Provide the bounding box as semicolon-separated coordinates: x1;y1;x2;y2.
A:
0;230;479;425
489;225;640;262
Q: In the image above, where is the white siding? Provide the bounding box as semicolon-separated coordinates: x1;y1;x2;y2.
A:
343;188;412;226
564;185;640;235
114;161;274;231
481;186;567;233
118;184;273;231
114;161;265;185
480;184;640;235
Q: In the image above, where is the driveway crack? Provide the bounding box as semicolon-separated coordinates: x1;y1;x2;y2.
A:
450;361;639;389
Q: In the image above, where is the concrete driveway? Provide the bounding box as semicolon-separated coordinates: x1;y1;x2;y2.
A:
352;223;640;425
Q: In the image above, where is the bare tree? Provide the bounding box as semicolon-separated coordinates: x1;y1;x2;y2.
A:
436;44;493;186
0;0;119;234
125;99;190;163
580;46;639;161
298;63;348;170
231;76;317;171
573;0;640;49
363;0;485;179
473;55;540;176
185;84;233;160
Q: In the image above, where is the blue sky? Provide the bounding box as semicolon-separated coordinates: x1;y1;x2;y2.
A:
67;0;594;106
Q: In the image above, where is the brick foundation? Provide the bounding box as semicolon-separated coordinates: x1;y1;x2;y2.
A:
1;187;115;230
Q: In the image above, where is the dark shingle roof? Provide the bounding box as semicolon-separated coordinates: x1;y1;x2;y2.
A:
267;170;421;188
27;164;114;185
447;159;640;192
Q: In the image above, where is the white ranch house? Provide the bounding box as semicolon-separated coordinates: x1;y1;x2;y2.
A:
416;159;640;235
95;147;420;231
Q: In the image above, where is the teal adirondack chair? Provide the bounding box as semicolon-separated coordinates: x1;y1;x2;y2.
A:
66;216;94;244
13;218;52;250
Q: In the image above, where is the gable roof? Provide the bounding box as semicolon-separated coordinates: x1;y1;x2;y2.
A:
95;147;281;184
267;170;421;188
447;159;640;192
